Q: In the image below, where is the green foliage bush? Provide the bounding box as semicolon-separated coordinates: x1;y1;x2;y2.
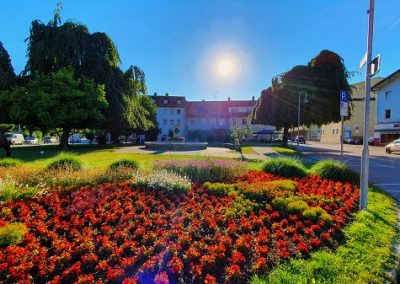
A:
303;206;332;223
47;153;82;171
267;179;298;191
262;158;308;178
0;182;39;202
0;222;28;246
109;159;139;171
310;160;359;184
239;180;297;203
154;159;246;182
287;200;309;214
203;182;237;196
0;158;22;168
136;170;191;193
225;196;261;218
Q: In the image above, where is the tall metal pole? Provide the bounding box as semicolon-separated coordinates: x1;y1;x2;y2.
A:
360;0;375;210
340;116;344;155
297;93;301;152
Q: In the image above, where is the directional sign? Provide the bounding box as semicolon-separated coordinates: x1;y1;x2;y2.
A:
340;101;349;117
340;90;349;102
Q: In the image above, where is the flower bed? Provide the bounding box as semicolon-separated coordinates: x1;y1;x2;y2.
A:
0;171;359;283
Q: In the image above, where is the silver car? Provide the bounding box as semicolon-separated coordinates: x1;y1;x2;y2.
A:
385;139;400;154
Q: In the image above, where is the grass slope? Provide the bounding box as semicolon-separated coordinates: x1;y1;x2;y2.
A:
252;186;398;284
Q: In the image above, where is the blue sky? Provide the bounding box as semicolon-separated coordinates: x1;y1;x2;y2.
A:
1;0;399;101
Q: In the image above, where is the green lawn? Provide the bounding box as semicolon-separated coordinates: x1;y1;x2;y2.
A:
0;145;259;172
228;146;256;155
272;145;298;156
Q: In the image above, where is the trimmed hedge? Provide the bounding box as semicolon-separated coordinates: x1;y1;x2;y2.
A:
47;153;82;171
262;158;308;178
310;160;359;184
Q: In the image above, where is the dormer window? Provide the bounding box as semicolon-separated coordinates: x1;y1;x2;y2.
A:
177;99;182;105
163;99;169;104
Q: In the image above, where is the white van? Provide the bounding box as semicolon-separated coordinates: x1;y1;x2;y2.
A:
6;133;24;145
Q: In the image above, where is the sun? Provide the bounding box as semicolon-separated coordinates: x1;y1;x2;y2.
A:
216;57;235;78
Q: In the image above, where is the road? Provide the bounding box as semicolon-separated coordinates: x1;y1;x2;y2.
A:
299;141;400;201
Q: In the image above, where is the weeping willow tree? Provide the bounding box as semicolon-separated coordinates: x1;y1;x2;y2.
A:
24;3;153;143
251;50;352;144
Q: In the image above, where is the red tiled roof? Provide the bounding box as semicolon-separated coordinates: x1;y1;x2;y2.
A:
150;95;186;108
186;100;256;118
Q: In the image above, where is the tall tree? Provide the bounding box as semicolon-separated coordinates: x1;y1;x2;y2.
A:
6;68;107;149
250;50;352;144
0;41;15;90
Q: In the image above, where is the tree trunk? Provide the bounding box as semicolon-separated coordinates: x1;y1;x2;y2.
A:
58;127;71;150
111;130;120;144
282;126;289;145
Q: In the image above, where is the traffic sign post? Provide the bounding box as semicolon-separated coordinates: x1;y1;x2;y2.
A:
339;91;349;156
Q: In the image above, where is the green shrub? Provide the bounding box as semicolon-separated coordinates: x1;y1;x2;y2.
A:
203;182;238;196
303;206;332;223
271;197;290;211
267;179;298;191
225;196;261;217
154;159;247;182
0;182;39;202
287;200;309;214
0;158;22;168
262;158;307;178
0;222;28;246
109;159;139;171
136;170;191;193
310;160;359;184
47;153;82;171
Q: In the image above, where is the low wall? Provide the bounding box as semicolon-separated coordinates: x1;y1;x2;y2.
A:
144;141;208;151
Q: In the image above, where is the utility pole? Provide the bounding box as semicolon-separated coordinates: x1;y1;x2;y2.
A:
360;0;375;210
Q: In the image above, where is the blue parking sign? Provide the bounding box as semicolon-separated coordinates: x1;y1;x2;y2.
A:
340;90;349;102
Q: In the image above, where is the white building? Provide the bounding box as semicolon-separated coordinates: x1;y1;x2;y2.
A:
372;69;400;143
150;94;186;141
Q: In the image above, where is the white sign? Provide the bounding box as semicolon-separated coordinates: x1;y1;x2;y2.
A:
340;102;349;117
359;51;367;69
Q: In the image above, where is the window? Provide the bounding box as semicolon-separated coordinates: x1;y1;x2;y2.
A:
163;119;167;125
177;109;181;115
163;99;168;104
242;118;247;125
177;119;180;125
177;99;182;105
191;118;195;125
332;129;335;135
232;119;236;125
336;129;339;135
170;119;174;125
385;109;391;119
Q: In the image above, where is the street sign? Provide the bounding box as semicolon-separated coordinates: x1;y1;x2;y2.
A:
371;54;381;76
340;101;349;117
359;51;367;69
340;90;349;102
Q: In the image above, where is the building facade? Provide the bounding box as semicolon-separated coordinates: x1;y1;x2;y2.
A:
150;94;271;141
372;69;400;143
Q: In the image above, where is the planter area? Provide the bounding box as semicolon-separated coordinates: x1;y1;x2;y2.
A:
0;170;360;283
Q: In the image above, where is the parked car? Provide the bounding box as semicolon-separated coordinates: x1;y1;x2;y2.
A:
43;136;58;143
69;134;81;144
295;136;306;144
24;136;39;144
345;137;363;145
385;139;400;154
5;133;24;145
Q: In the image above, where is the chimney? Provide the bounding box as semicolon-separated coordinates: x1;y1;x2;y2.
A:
202;99;205;102
252;96;255;101
165;93;169;97
228;97;230;101
154;92;157;96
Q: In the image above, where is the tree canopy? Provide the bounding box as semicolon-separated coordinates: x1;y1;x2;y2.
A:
3;68;107;148
0;41;15;91
250;50;352;143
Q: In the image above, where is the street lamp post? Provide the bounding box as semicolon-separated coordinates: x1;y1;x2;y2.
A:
297;91;308;152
